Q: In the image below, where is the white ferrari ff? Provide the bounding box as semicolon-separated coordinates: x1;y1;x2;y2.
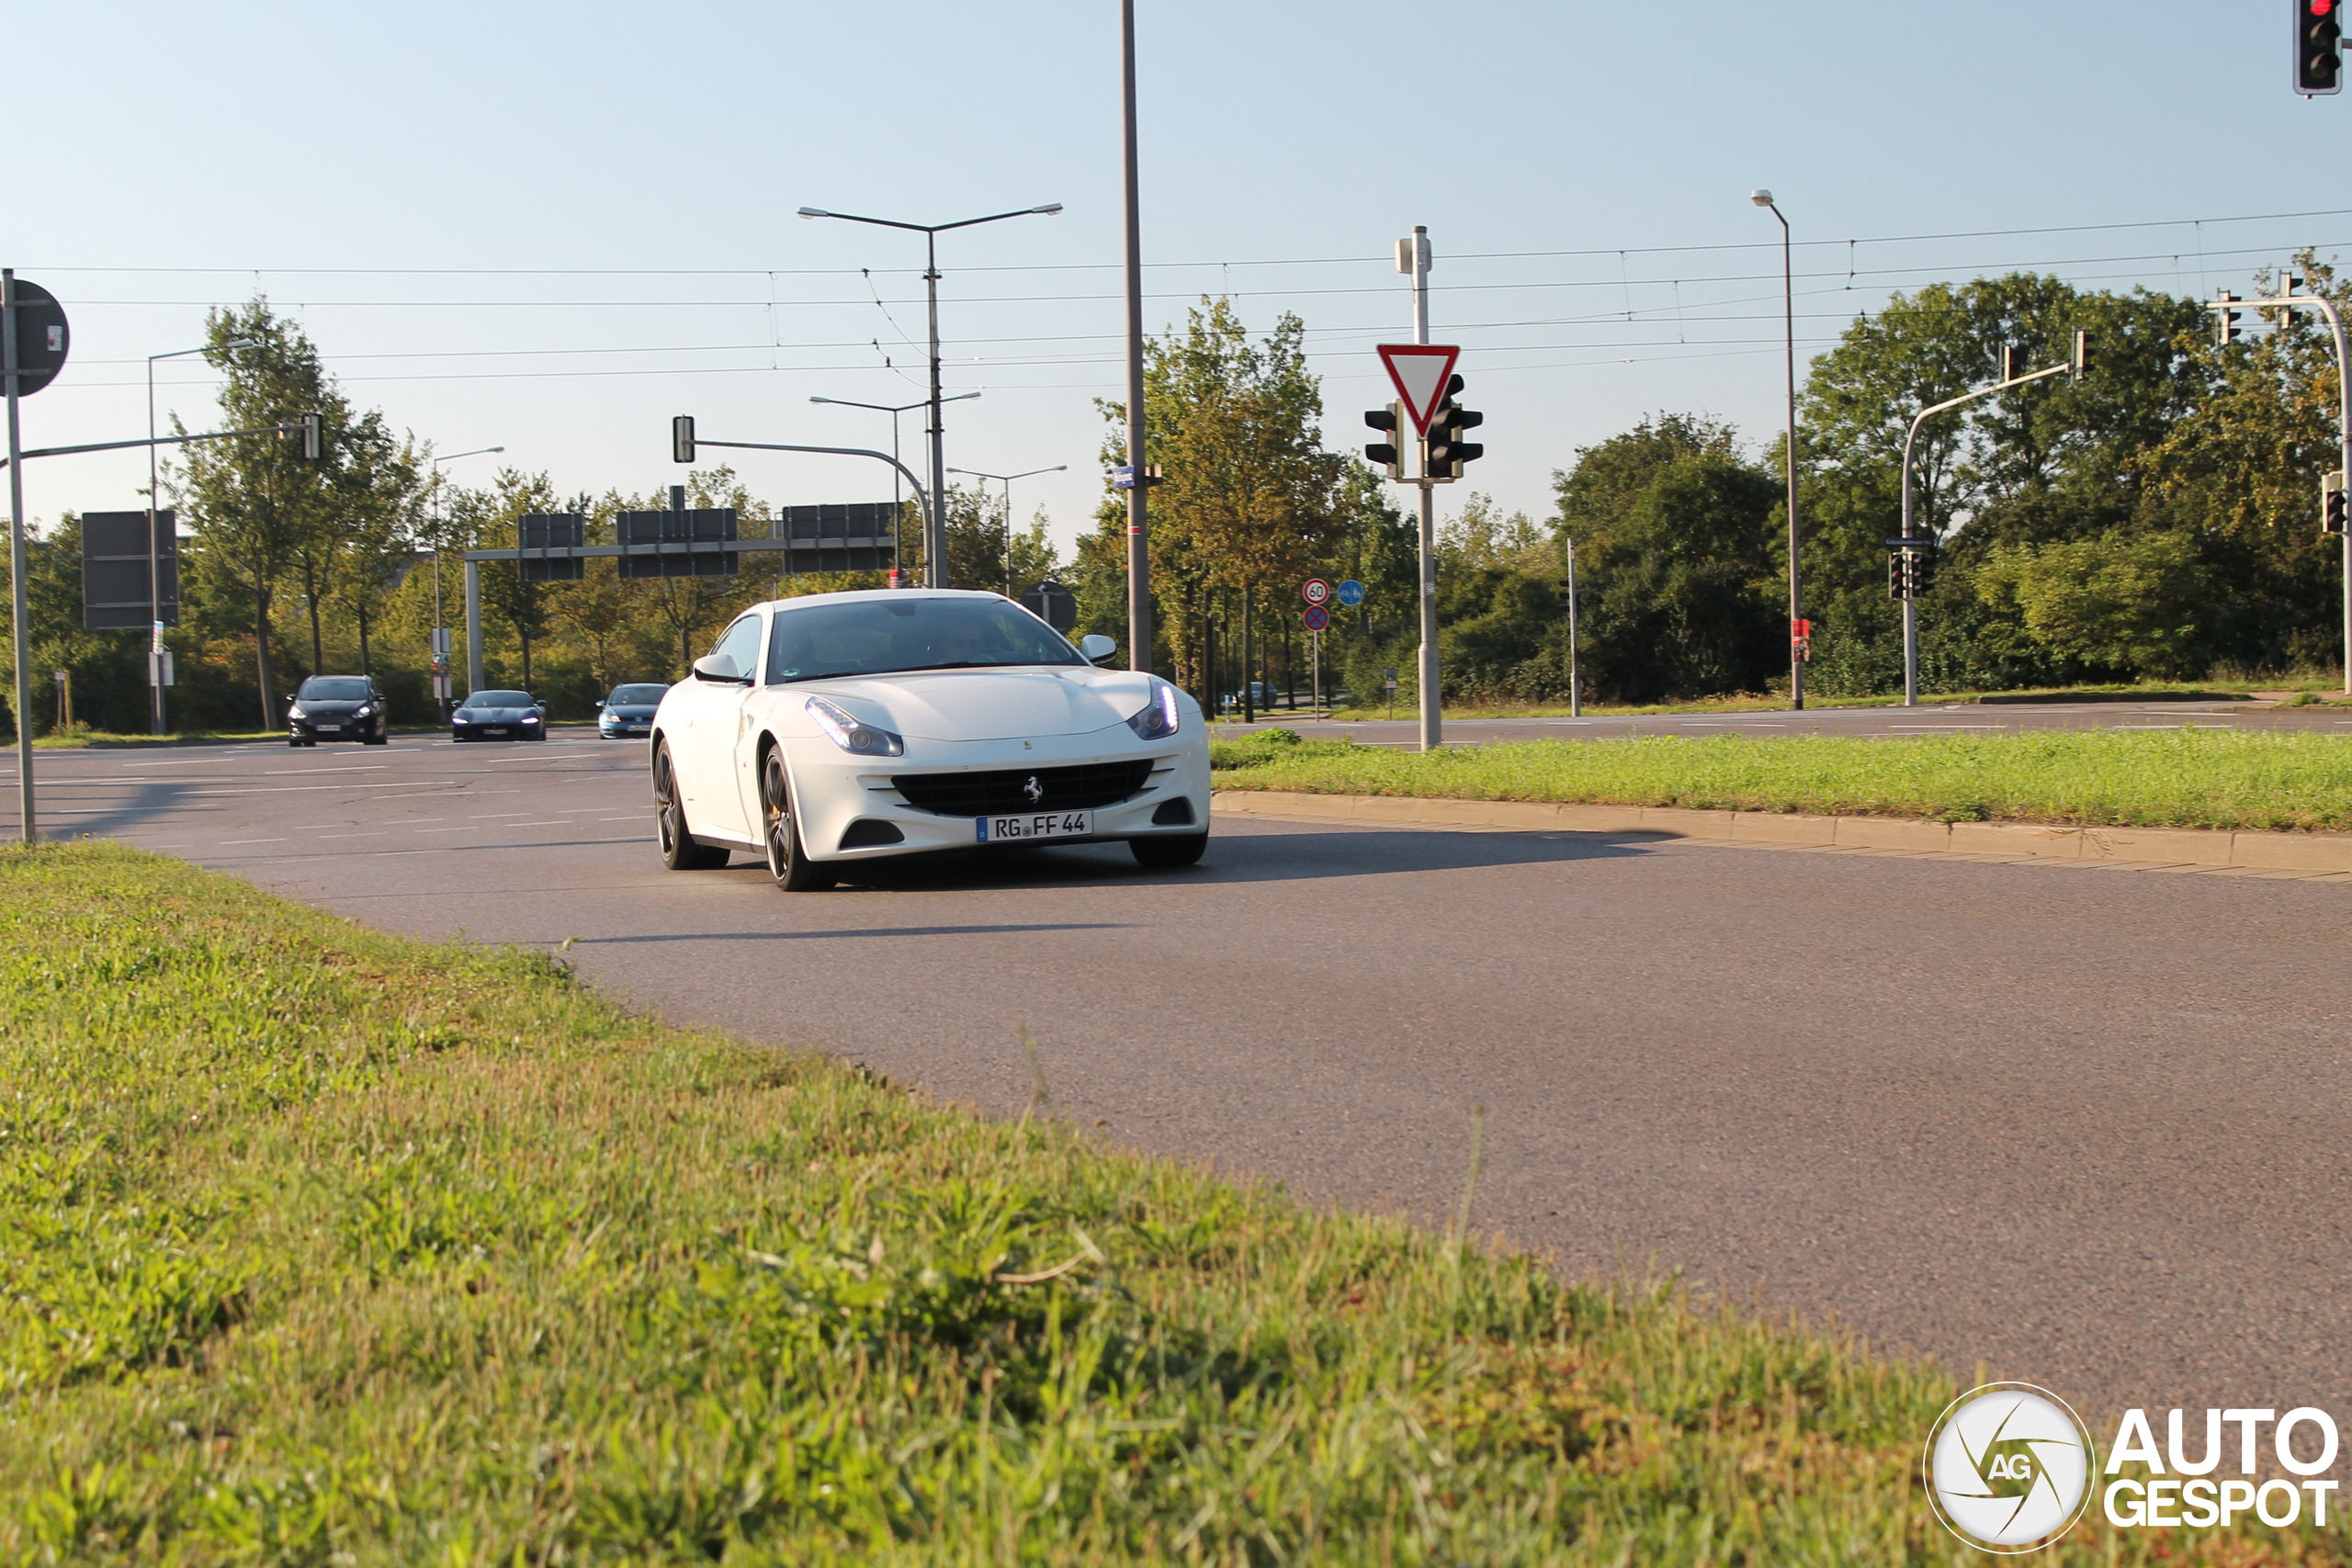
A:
648;589;1210;890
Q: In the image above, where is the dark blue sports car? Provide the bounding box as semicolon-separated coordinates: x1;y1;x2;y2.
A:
451;690;547;742
597;682;668;740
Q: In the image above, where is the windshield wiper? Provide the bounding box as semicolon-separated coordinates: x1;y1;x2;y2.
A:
885;660;1027;672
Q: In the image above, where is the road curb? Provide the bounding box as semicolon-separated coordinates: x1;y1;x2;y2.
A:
1210;790;2352;874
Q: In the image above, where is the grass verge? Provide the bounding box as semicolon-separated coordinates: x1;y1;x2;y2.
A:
1304;682;2282;724
1211;727;2352;832
0;843;2327;1562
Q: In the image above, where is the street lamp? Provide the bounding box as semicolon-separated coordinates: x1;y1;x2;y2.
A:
810;391;979;578
1751;188;1804;711
429;445;503;716
145;337;258;733
947;464;1066;595
797;202;1062;586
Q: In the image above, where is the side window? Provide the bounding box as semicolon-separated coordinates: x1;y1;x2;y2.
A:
709;615;763;680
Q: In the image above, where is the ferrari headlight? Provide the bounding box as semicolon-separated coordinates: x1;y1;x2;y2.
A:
521;716;539;724
808;695;904;757
453;715;471;725
1126;681;1181;740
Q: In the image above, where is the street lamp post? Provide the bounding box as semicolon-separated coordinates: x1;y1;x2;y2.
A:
1751;190;1804;711
797;202;1062;588
947;463;1067;595
145;337;257;733
811;391;978;580
429;446;503;716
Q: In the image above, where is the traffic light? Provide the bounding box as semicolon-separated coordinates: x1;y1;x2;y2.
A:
298;412;322;461
1910;546;1939;597
2296;0;2342;94
2325;470;2347;535
2218;292;2245;349
2072;328;2090;378
2002;346;2031;381
673;414;696;464
1363;403;1401;479
1888;550;1907;600
1423;374;1485;481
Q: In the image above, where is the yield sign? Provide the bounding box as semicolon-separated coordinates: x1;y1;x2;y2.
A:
1377;344;1460;434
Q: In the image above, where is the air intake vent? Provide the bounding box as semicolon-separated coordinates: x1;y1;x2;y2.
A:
837;818;907;850
892;760;1153;818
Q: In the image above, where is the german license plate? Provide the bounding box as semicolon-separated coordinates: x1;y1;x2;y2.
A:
317;723;341;732
484;727;508;736
978;809;1091;842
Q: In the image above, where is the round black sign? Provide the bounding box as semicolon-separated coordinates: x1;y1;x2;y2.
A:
4;279;69;396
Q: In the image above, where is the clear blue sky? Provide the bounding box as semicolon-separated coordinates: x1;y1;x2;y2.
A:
9;1;2342;561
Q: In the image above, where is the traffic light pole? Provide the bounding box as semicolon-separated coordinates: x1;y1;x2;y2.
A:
6;272;30;843
2208;289;2352;694
1408;226;1440;752
1120;0;1152;674
1897;358;2075;705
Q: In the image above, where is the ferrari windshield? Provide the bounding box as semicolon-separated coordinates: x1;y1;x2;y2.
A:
297;678;370;701
765;597;1084;683
466;691;535;708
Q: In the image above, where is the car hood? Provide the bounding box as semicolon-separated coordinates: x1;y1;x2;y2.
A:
806;667;1156;741
458;705;537;722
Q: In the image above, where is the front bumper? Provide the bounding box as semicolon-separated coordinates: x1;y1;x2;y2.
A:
451;723;541;741
290;715;376;740
782;727;1211;863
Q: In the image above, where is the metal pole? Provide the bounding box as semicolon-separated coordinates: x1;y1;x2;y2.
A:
1566;534;1581;717
1121;0;1152;672
1771;203;1804;711
1241;591;1254;722
925;232;947;588
1898;421;1920;708
2327;298;2352;696
146;355;165;734
1410;226;1440;750
4;271;31;841
463;558;483;698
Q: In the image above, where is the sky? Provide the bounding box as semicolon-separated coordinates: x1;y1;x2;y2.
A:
7;0;2346;567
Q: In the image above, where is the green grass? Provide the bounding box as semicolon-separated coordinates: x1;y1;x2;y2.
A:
1211;727;2352;832
1303;682;2299;725
0;843;2330;1563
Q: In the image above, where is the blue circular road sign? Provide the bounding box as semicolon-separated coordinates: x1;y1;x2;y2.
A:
1336;579;1364;606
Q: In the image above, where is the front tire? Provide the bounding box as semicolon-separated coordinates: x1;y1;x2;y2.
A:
762;749;834;891
1131;831;1208;869
653;740;729;871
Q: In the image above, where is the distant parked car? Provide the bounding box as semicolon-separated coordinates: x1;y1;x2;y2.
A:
288;676;388;747
597;682;668;740
451;690;547;742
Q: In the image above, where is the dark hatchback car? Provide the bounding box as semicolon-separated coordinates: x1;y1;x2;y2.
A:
451;690;547;742
596;682;667;739
288;676;389;746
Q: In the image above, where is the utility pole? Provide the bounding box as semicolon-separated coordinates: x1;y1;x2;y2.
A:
1565;534;1580;718
1121;0;1152;672
1406;225;1439;750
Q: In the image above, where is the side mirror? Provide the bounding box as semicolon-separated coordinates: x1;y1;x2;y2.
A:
692;653;748;683
594;699;605;708
1079;634;1117;664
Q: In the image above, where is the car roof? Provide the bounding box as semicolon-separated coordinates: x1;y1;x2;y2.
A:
757;588;1012;615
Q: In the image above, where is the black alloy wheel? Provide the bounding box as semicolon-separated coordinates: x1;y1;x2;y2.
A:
762;749;834;891
652;741;729;871
1130;831;1208;868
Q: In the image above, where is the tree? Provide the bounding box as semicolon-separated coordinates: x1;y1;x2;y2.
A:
1091;299;1344;705
1975;531;2217;678
458;470;563;690
176;302;410;725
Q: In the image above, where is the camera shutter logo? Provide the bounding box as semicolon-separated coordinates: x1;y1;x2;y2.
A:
1924;1383;2095;1553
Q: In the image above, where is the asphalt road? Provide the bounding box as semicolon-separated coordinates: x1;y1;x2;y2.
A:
15;725;2352;1427
1221;694;2352;746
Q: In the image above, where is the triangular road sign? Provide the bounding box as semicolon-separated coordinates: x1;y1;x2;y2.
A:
1377;344;1460;434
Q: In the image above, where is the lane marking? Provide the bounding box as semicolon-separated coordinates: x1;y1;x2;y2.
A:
319;831;387;839
219;838;286;845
